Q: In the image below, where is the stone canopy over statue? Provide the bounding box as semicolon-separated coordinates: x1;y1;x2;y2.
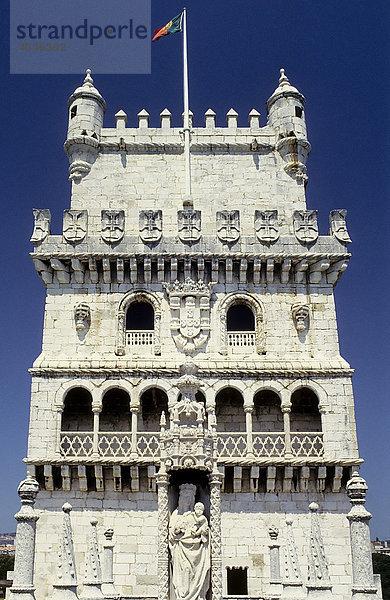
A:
169;484;210;600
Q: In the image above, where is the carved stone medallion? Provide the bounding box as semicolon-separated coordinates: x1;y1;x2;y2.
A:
74;303;90;332
63;210;87;244
255;210;279;243
216;210;240;243
329;209;351;244
139;210;162;243
164;278;213;354
292;304;309;332
293;210;318;244
101;210;125;244
178;210;201;243
30;209;51;244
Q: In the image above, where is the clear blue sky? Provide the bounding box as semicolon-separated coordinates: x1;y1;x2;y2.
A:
0;1;389;536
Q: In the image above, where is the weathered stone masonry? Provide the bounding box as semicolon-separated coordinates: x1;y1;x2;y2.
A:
9;68;380;600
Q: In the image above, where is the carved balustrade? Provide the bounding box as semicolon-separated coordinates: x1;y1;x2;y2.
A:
59;431;323;459
125;330;154;346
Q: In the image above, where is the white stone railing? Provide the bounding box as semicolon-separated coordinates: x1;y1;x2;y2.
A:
60;433;94;457
291;433;324;457
216;433;247;457
59;431;323;459
126;330;154;346
227;332;256;347
252;433;285;457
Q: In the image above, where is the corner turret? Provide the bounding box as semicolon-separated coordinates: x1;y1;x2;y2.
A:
267;69;311;184
64;69;106;182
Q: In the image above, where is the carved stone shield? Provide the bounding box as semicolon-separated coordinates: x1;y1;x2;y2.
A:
293;210;318;243
139;210;162;243
165;278;213;354
30;209;51;244
217;210;240;243
178;210;201;243
63;210;87;243
255;210;279;243
329;210;351;244
101;210;125;244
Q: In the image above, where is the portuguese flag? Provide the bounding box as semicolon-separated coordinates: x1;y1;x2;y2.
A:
152;12;183;42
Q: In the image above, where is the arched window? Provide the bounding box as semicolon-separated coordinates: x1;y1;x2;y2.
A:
253;390;283;432
219;294;264;354
116;291;161;356
290;388;321;432
215;388;245;432
61;388;93;432
99;388;131;432
126;301;154;331
227;304;255;332
139;388;168;432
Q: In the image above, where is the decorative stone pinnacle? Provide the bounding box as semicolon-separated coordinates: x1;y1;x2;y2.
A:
279;68;290;86
346;470;368;502
18;475;40;502
309;501;319;512
160;411;166;427
83;68;94;87
62;502;72;514
90;517;98;526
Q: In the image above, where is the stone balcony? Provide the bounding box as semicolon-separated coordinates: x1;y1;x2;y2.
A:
59;431;324;461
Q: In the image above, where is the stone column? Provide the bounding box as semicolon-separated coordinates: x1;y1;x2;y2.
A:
8;476;40;600
244;406;254;457
282;406;292;458
209;470;223;600
130;404;139;458
156;470;170;600
52;503;78;600
101;529;119;599
92;406;101;458
55;406;63;458
80;518;104;600
346;471;379;599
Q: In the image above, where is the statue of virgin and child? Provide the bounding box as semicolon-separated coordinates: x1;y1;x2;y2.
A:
169;483;210;600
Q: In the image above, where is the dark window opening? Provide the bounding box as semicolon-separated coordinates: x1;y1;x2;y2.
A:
126;301;154;330
139;388;168;431
253;390;282;432
70;105;77;119
99;388;131;432
227;304;255;331
227;567;248;595
290;387;321;432
215;388;245;433
295;106;303;118
81;129;88;135
61;387;93;431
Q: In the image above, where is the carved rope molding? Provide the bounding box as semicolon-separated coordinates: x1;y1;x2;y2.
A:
115;289;161;356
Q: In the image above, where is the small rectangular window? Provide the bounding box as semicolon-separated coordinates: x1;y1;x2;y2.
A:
295;106;302;118
70;105;77;119
227;567;248;595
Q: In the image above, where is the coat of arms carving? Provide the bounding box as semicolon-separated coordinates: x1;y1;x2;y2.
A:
216;210;240;243
30;209;51;244
164;278;213;354
101;210;125;244
293;210;318;244
178;210;201;243
329;210;351;244
63;210;87;244
139;210;162;243
255;210;279;243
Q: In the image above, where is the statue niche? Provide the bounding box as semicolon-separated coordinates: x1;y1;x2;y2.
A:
169;483;210;600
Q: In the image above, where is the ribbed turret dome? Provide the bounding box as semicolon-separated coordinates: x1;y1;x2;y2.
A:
68;69;106;110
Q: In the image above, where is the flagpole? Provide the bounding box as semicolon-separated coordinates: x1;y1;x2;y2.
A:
182;7;192;207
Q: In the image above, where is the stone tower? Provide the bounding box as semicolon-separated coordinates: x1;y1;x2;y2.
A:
19;69;380;600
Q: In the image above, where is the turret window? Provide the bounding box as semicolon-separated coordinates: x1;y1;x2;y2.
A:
295;106;303;118
70;105;77;119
